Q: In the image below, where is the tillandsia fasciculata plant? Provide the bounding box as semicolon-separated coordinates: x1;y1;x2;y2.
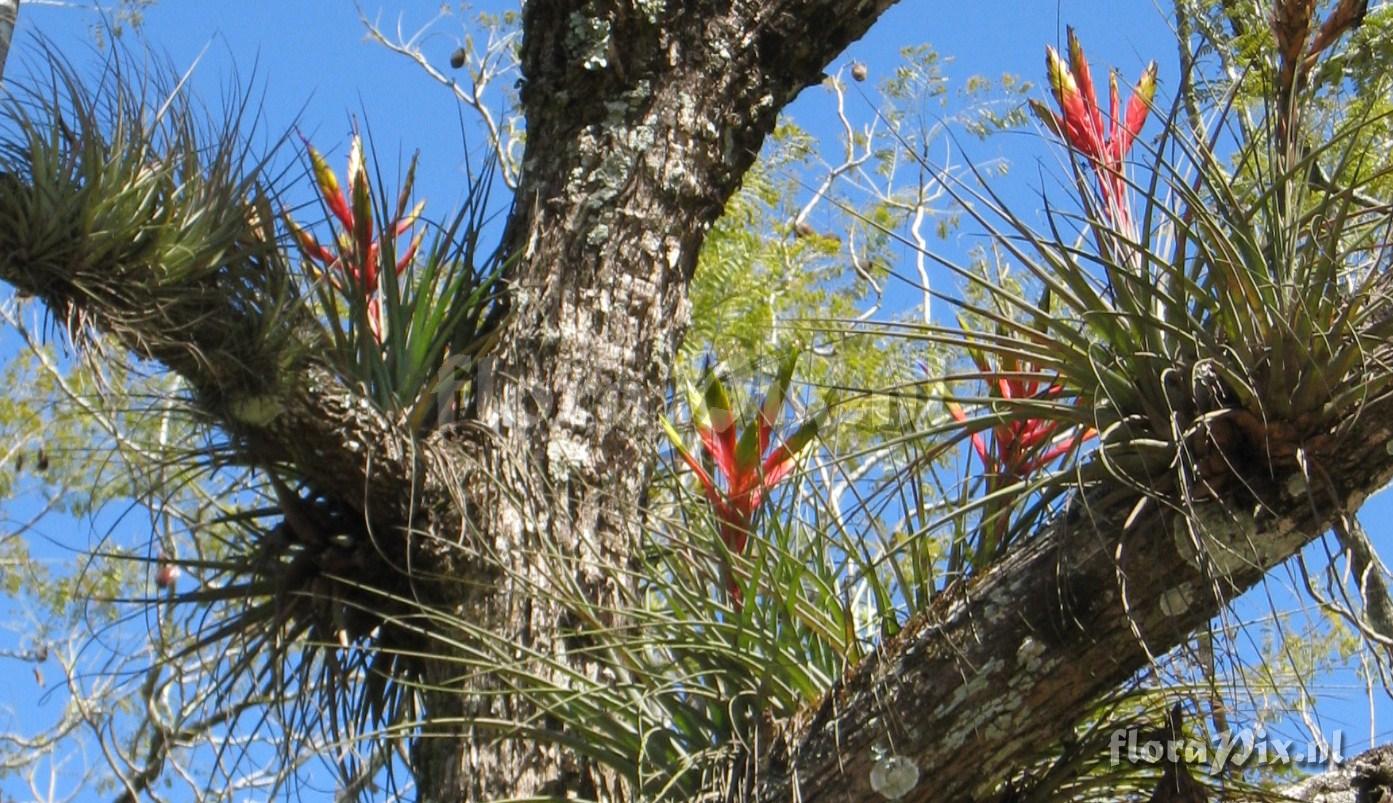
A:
871;6;1393;589
661;352;819;604
286;132;505;430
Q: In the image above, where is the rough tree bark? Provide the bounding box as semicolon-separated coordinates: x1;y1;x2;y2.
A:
3;1;1393;801
414;3;905;798
1285;744;1393;801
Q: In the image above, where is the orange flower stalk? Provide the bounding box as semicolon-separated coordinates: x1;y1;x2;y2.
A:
662;356;818;604
1037;28;1157;233
946;354;1095;480
286;135;425;341
945;352;1096;565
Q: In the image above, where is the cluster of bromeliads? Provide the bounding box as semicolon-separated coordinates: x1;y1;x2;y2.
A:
284;32;1152;604
657;31;1153;600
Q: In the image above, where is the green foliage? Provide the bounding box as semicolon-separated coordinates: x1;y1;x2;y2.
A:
682;157;860;371
0;43;304;404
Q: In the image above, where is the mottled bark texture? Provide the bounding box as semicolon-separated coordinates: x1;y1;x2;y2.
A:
1285;744;1393;802
406;1;905;799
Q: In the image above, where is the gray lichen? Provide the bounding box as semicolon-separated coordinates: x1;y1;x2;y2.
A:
1015;636;1045;669
566;10;611;71
1159;583;1194;617
1173;503;1262;576
547;435;593;477
227;394;284;426
634;0;665;24
569;119;657;215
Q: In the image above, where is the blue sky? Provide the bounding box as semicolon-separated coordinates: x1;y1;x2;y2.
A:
1;0;1389;798
9;0;1182;224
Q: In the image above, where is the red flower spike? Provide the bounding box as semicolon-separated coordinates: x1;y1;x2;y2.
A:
285;217;336;266
1066;27;1104;145
347;137;365;188
286;134;426;342
304;139;353;230
953;363;1095;479
946;400;992;467
1042;31;1158;231
1028;98;1067;141
396;230;426;275
350;171;375;280
1027;427;1097;471
704;376;741;476
661;416;721;501
1045;45;1073;111
760;418;819;491
1116;61;1157;160
662;361;819;605
997;375;1016;400
1046;47;1105;160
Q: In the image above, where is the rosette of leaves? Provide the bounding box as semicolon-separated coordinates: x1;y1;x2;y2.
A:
286;133;505;432
883;21;1393;580
0;43;303;405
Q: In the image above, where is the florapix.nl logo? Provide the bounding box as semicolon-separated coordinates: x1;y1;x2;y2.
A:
1109;725;1344;774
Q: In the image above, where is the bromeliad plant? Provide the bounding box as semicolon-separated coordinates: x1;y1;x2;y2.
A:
662;355;819;603
885;17;1393;587
941;320;1097;568
286;134;504;430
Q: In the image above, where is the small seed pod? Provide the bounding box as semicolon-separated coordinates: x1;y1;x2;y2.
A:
156;559;181;589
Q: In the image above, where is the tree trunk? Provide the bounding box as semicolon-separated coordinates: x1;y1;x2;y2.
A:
404;1;902;799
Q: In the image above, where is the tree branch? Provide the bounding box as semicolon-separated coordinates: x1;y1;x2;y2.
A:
358;6;523;188
1284;744;1393;801
755;398;1393;800
0;0;17;83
